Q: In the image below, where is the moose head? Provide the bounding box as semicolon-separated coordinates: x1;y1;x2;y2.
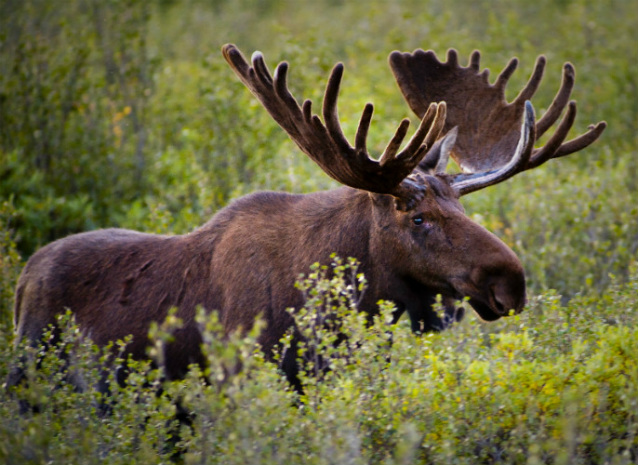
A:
11;45;605;391
222;44;605;328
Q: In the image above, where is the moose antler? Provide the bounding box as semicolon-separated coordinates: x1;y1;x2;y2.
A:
389;49;607;195
222;44;447;210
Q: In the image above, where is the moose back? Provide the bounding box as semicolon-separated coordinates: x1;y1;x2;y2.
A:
11;45;605;387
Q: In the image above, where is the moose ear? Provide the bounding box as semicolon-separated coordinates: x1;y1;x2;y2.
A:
368;174;427;212
418;127;458;174
392;172;428;211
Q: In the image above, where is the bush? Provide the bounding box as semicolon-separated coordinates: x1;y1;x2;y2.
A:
0;0;157;255
1;262;637;464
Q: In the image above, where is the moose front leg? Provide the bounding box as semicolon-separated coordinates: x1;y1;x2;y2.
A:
440;296;465;328
391;295;464;334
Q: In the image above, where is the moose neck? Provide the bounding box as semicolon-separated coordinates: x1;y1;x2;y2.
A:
188;185;377;294
286;187;438;318
191;186;444;325
293;187;374;264
298;187;451;327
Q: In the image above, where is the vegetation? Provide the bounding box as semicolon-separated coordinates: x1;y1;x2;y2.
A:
0;0;636;463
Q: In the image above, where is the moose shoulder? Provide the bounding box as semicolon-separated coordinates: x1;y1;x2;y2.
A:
12;45;605;387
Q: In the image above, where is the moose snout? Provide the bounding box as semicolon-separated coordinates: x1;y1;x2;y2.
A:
488;275;526;316
462;259;527;321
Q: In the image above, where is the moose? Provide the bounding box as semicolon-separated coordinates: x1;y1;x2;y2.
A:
10;45;605;390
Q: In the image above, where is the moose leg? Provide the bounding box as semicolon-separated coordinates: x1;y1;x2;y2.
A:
402;294;464;334
278;327;338;397
5;324;98;415
280;337;303;395
442;296;465;328
404;295;445;333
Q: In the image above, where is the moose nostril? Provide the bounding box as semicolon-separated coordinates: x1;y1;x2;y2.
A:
489;278;526;316
490;283;508;315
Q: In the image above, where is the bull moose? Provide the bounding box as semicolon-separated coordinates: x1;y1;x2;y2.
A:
10;45;605;390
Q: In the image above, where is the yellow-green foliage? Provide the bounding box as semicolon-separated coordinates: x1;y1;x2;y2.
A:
1;0;637;463
1;264;637;464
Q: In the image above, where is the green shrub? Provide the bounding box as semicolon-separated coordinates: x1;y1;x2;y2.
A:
0;0;157;256
1;262;637;464
0;199;22;331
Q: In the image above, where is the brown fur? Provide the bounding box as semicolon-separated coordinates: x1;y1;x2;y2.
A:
14;176;525;384
12;46;540;389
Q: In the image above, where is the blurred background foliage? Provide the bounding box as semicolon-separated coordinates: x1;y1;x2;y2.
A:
0;0;637;463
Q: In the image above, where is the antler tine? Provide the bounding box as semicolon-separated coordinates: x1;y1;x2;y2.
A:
527;100;577;169
322;63;355;156
534;62;574;138
354;103;374;155
469;50;481;70
553;120;607;158
494;57;519;91
389;48;606;195
252;51;274;86
273;62;298;109
380;102;444;167
523;61;607;168
513;55;546;105
404;102;443;160
223;44;447;208
379;119;411;166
